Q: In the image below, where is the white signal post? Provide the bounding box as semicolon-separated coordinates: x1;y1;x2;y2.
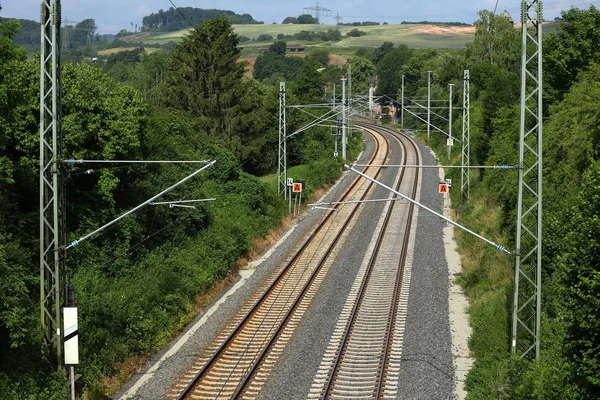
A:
64;307;78;400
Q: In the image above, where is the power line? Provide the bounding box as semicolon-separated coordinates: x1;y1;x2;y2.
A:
168;0;195;29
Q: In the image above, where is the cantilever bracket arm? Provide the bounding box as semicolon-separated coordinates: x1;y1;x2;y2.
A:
66;161;216;250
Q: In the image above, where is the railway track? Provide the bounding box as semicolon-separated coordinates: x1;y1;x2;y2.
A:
169;125;397;399
309;123;421;399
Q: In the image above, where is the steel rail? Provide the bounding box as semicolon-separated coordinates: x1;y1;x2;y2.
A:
375;124;420;399
176;127;391;399
320;123;420;399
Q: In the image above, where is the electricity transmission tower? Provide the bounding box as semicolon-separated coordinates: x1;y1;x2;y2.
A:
303;2;332;23
333;12;343;25
512;0;543;360
40;0;65;364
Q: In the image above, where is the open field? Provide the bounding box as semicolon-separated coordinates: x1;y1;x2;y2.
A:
141;23;476;49
97;47;162;55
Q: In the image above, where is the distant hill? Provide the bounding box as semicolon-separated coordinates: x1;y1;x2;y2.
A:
142;8;263;32
145;23;478;50
0;17;39;49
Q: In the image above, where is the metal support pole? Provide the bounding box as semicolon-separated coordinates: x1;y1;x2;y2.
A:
448;84;454;159
368;86;374;118
278;82;287;199
70;366;75;400
461;70;470;204
40;0;65;365
341;77;347;160
427;71;432;144
289;186;292;216
348;63;352;138
332;83;336;108
401;75;405;129
512;0;543;360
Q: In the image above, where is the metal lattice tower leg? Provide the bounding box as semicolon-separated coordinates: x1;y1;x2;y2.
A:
401;75;405;129
448;84;454;159
512;0;543;360
347;64;352;139
278;82;287;199
40;0;65;364
461;70;470;204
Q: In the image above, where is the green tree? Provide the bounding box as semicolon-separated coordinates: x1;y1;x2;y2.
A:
269;40;287;56
466;10;520;71
545;5;600;104
348;57;376;94
375;45;412;96
295;58;325;101
373;41;394;65
346;28;366;37
72;18;97;47
308;47;330;67
282;16;298;24
354;47;374;62
297;14;318;24
555;161;600;396
164;16;246;145
544;63;600;206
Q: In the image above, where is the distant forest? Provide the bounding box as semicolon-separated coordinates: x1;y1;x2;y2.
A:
142;8;263;32
0;17;38;49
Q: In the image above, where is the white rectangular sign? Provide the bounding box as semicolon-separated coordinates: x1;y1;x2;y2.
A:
64;307;79;365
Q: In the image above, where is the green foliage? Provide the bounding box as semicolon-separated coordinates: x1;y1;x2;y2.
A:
373;41;394;65
348;57;376;94
346;28;367;37
65;19;98;49
269;40;287;56
554;162;600;395
545;6;600;105
256;34;273;42
253;42;305;81
0;16;38;54
308;47;330;67
294;58;325;102
164;16;246;147
375;44;412;96
104;47;145;70
354;47;374;62
297;14;319;24
466;10;520;71
282;17;298;24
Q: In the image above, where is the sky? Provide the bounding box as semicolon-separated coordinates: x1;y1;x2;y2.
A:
1;0;598;34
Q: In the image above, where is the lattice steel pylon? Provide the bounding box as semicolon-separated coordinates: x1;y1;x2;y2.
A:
40;0;65;364
461;70;470;204
303;2;332;23
278;82;287;199
511;0;543;360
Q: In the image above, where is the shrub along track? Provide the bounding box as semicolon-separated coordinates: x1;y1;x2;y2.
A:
168;125;391;399
309;123;420;399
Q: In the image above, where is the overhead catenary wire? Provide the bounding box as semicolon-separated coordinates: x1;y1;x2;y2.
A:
168;0;195;29
67;160;216;250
